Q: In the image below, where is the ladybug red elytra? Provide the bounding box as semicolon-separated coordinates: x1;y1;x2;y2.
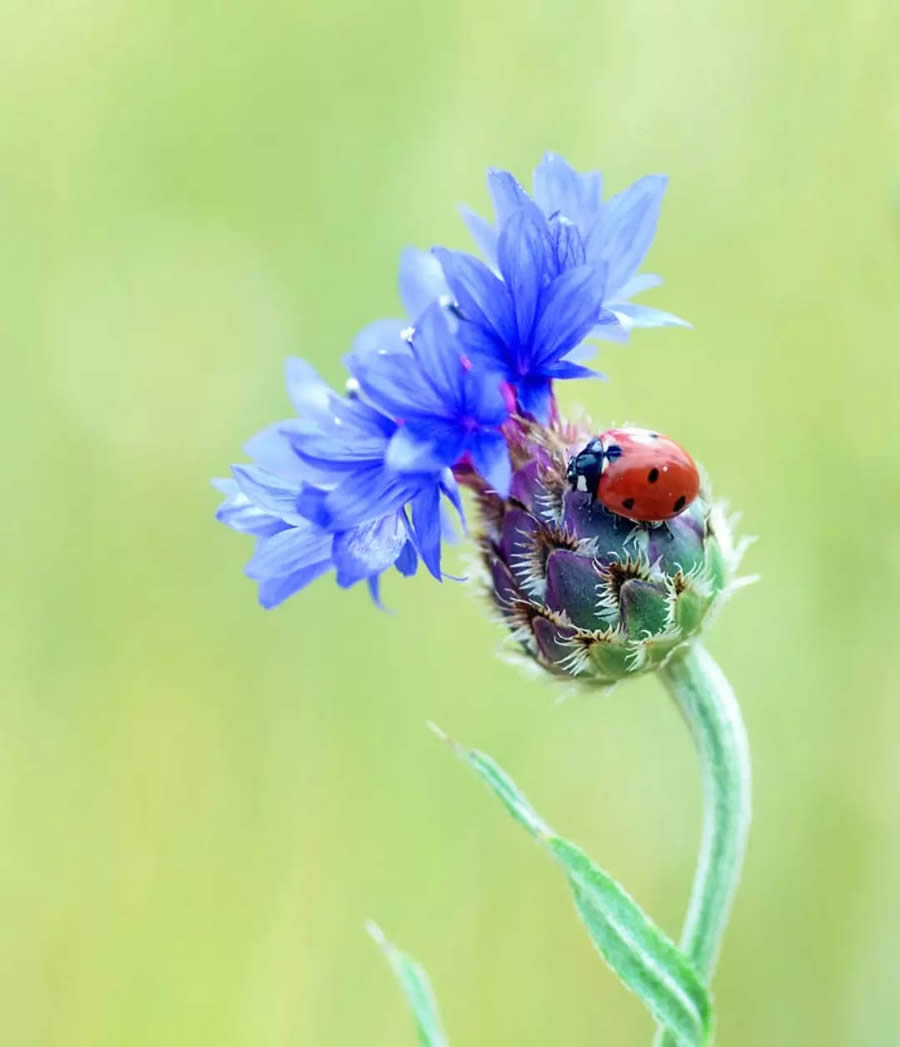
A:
566;427;700;523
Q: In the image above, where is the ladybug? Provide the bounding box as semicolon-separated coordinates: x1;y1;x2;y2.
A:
566;427;700;523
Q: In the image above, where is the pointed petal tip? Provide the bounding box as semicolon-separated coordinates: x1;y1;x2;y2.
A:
367;574;396;612
398;244;422;264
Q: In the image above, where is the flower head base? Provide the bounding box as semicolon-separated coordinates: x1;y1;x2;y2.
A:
474;420;746;684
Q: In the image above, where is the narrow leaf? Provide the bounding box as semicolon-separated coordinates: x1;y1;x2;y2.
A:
366;921;449;1047
549;837;711;1045
433;726;712;1046
428;722;549;840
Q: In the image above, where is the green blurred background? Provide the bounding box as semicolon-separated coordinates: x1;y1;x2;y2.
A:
2;1;899;1043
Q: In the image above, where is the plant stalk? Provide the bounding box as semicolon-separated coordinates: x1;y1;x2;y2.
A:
654;643;751;1046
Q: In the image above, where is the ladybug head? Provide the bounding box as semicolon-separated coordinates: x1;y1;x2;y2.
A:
566;438;608;495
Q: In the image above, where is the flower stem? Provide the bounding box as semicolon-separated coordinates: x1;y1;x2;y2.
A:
654;644;751;1046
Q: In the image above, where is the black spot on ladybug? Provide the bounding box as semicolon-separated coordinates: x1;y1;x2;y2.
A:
673;495;686;512
647;467;659;484
623;497;635;510
606;444;622;459
650;433;659;439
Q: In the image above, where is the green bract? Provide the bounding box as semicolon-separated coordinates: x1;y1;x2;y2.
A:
477;422;748;685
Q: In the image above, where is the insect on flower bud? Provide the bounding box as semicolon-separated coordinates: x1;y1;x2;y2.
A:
475;421;746;684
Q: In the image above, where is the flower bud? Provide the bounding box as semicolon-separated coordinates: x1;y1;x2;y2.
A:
475;422;746;684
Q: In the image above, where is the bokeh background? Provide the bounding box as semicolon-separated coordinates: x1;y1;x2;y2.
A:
2;1;899;1043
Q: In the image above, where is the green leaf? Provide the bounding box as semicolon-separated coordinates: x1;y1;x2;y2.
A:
366;921;449;1047
427;721;549;840
549;837;712;1045
433;725;712;1047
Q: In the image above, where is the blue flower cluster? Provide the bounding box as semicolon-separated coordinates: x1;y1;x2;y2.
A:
215;153;686;608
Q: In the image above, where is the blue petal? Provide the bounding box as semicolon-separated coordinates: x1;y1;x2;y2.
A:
232;465;304;523
613;303;692;329
398;248;449;320
487;169;532;227
542;360;607;381
395;539;418;577
295;485;330;527
533;153;588;224
290;380;397;441
257;560;332;608
280;383;396;476
516;377;553;423
547;216;586;273
317;464;427;531
432;248;516;346
398;505;416;543
590;313;631;343
612;272;663;299
333;513;408;588
283;397;396;470
347;318;411;371
213;479;289;538
286;429;391;472
245;421;323;486
352;346;448;421
459;366;509;427
458;204;499;267
284;357;339;424
532;265;607;366
469;430;511;497
386;420;466;473
409;302;467;409
366;574;385;608
245;523;334;582
561;340;596;364
592;174;667;297
337;394;400;439
439;469;467;535
452;320;508;373
497;205;553;344
410;484;443;580
211;476;237;497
